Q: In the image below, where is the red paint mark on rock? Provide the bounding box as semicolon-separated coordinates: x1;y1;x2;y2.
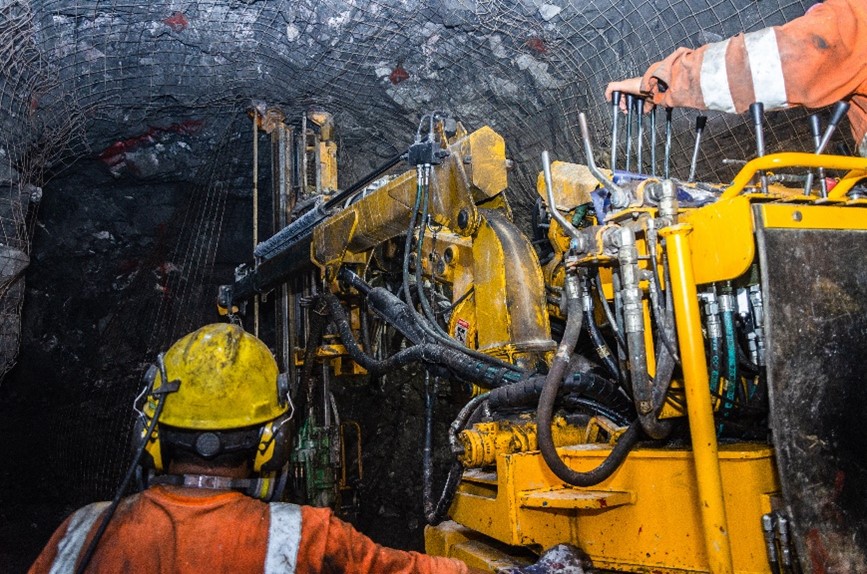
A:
805;528;830;574
163;12;188;32
524;36;547;54
98;120;204;167
389;65;409;85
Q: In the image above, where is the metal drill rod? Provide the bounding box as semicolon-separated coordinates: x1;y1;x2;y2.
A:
636;97;645;173
687;115;707;183
611;91;622;171
650;105;658;177
750;103;769;194
809;114;828;197
664;107;673;179
625;94;635;172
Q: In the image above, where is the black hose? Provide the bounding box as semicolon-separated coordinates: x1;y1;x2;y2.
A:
487;371;631;421
422;373;436;520
648;265;680;363
414;166;447;336
425;462;463;526
401;166;425;309
324;292;523;388
426;392;490;525
594;270;626;351
583;283;621;382
562;397;632;428
537;272;640;486
300;300;328;420
342;268;525;376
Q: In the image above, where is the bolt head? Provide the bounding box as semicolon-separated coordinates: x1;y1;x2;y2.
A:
457;209;469;229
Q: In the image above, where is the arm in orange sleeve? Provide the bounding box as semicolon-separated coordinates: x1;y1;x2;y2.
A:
28;514;76;574
641;0;867;115
296;506;470;574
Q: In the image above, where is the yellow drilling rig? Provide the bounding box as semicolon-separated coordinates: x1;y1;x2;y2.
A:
218;105;867;574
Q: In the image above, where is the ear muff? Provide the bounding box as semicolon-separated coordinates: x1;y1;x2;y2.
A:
136;414;165;471
135;364;165;471
254;412;293;473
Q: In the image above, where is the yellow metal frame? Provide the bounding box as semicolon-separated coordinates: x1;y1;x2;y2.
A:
659;224;734;573
723;152;867;200
430;443;778;573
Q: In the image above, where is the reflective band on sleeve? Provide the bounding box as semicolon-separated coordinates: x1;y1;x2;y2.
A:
49;501;110;574
265;503;302;574
700;39;737;113
744;28;788;110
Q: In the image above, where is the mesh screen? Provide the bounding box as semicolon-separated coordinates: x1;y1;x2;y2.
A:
0;0;826;561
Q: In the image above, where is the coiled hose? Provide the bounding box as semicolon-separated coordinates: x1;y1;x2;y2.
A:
536;272;639;486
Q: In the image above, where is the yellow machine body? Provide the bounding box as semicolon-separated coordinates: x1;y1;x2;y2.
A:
236;110;867;574
424;152;867;573
431;444;779;573
310;124;554;369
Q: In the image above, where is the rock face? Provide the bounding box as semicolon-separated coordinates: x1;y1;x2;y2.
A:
0;0;817;569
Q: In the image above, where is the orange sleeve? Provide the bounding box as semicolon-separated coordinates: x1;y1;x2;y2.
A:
641;0;867;119
27;514;75;574
296;506;469;574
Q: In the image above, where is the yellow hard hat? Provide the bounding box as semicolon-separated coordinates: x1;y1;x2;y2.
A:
145;323;288;430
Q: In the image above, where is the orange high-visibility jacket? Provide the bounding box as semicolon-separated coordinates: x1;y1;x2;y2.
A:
28;486;469;574
641;0;867;154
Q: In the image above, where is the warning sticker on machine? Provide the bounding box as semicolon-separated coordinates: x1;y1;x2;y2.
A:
454;318;470;345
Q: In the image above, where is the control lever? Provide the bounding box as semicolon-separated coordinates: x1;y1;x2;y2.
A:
687;115;707;183
664;107;673;179
804;114;828;196
750;103;769;194
803;101;848;197
817;100;850;154
650;105;658;177
578;112;629;208
610;91;622;171
636;97;645;173
625;94;635;172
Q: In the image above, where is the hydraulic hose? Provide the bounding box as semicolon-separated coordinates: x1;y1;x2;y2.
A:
342;268;525;376
487;371;632;424
413;165;450;337
646;224;679;363
324;291;523;388
537;271;637;486
422;372;436;521
643;316;677;440
617;228;654;432
719;290;738;425
582;278;620;381
426;392;490;525
401;165;426;309
704;294;723;400
594;270;626;353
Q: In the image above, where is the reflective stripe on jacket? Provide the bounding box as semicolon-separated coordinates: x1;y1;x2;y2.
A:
29;486;467;574
641;0;867;151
